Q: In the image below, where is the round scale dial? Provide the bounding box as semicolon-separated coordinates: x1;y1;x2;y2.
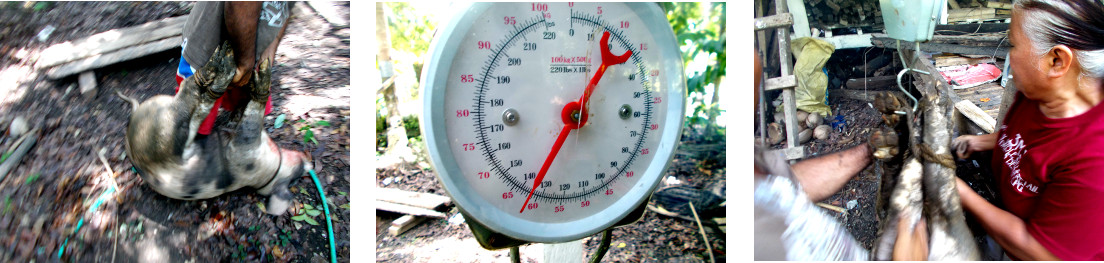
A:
422;2;685;242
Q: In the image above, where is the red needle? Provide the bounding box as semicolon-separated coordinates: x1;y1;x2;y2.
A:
578;31;632;128
519;31;632;213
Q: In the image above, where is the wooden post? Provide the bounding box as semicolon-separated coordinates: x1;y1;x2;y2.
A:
543;240;584;263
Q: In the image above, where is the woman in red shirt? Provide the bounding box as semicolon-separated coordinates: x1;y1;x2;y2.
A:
953;0;1104;260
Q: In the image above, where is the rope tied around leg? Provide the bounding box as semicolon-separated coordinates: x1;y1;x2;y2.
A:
918;143;956;168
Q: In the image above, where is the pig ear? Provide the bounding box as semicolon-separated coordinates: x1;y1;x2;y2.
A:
267;188;293;215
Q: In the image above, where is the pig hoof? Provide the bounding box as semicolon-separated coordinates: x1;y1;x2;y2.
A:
197;41;238;98
250;58;272;101
267;188;293;215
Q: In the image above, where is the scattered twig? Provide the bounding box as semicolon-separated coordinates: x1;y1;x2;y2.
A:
816;202;848;214
0;129;38;182
688;201;715;263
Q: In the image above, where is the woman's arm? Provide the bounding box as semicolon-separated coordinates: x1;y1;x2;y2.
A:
953;133;999;159
956;178;1059;260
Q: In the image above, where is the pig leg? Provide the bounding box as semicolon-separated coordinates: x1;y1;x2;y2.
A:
176;41;238;153
227;57;307;215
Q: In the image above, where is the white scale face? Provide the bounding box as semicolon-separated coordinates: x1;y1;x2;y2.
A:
422;2;685;242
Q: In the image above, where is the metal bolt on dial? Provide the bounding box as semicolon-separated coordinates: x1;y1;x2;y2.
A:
503;108;520;126
619;104;632;120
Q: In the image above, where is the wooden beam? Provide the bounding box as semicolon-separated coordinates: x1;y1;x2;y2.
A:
954;100;996;133
786;0;811;38
934;23;1009;35
844;76;898;90
375;187;451;210
819;34;874;49
985;1;1013;9
754;13;793;31
45;37;182;79
35;16;186;69
872;37;1009;58
764;75;796;91
388;215;428;236
375;200;446;218
830;89;908;103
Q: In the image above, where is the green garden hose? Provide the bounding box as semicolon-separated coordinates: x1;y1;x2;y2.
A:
309;169;337;263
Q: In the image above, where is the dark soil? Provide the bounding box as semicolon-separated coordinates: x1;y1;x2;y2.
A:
375;132;726;262
0;2;350;262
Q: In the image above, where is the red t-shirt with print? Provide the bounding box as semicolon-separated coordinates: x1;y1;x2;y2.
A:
992;92;1104;260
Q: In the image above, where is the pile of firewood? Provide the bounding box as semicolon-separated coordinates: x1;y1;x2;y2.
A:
804;0;882;28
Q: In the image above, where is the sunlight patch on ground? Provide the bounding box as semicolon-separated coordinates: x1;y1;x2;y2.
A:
0;64;36;106
281;94;348;117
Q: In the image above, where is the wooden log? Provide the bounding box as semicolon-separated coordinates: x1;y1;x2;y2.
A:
35;16;186;69
388;214;428;236
45;37;182;79
375;200;447;218
375;187;451;210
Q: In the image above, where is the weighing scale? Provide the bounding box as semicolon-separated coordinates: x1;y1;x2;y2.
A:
421;2;686;260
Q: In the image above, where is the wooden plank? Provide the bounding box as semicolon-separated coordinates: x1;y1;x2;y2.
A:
767;146;805;160
935;55;995;67
954;100;996;133
929;35;1009;47
754;13;793;31
388;215;428;236
764;75;795;91
786;0;811;38
985;1;1013;9
375;187;451;210
948;8;1008;17
819;34;873;49
375;200;447;218
46;37;182;79
35;16;186;69
935;23;1009;35
953;81;1005;119
844;76;898;90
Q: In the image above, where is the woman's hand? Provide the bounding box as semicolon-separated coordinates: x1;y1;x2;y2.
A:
952;133;998;159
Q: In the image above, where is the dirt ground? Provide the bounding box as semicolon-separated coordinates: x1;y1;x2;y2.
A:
375;132;726;262
0;2;350;261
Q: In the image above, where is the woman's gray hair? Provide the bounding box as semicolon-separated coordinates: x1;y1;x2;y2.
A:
1015;0;1104;78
